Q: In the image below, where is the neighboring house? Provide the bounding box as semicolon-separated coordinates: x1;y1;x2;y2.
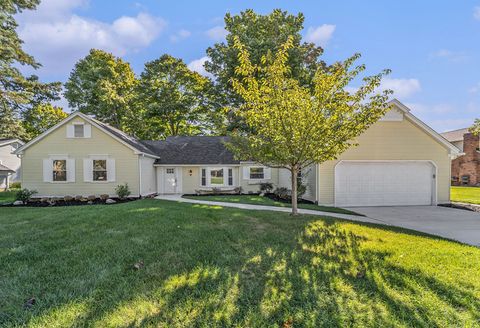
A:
14;99;460;207
0;139;24;189
441;128;479;186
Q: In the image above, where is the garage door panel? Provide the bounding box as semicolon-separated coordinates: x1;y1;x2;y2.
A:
335;162;433;207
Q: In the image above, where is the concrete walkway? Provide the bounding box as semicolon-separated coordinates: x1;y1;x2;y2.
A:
155;195;480;246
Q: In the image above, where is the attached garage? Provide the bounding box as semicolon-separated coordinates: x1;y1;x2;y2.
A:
335;161;436;207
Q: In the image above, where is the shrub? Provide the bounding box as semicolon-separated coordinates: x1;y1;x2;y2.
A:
9;182;21;189
234;186;243;194
115;183;131;199
297;183;307;199
274;187;290;200
259;182;274;193
15;189;37;203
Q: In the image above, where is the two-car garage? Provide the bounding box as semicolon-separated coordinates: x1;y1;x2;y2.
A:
334;161;436;207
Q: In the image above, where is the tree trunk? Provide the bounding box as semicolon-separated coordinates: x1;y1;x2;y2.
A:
291;166;298;215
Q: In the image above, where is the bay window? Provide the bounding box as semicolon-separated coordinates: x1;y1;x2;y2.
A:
200;167;235;187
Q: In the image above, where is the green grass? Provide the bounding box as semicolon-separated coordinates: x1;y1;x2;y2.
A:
183;194;361;216
0;189;18;204
451;186;480;204
1;199;479;327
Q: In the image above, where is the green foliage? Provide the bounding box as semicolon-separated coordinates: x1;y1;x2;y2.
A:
259;182;274;193
228;36;392;214
64;49;137;129
205;9;325;132
22;103;68;139
134;54;216;139
115;183;131;199
469;118;480;136
15;188;37;203
9;182;21;189
0;1;61;140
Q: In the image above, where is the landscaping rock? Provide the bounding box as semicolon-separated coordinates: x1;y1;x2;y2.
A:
133;260;144;270
13;200;23;206
75;195;83;201
87;195;96;201
100;194;109;200
64;195;74;202
40;197;49;203
87;201;93;205
105;198;116;204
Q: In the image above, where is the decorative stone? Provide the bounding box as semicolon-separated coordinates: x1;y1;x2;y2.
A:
64;195;74;202
87;195;96;201
40;197;49;203
87;200;93;205
13;200;23;205
75;195;83;201
100;194;109;200
105;198;116;204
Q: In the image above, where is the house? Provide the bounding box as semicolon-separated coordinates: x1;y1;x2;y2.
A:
0;139;24;189
441;128;479;186
13;99;460;207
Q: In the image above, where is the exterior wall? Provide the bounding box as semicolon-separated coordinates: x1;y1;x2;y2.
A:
451;133;480;186
318;116;451;205
0;143;22;182
21;117;141;197
240;165;279;193
140;156;156;195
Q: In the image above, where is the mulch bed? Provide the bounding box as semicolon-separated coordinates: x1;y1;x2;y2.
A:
2;198;138;207
263;193;315;205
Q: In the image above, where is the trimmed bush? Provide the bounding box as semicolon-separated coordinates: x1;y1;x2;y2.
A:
259;182;274;193
15;189;38;203
9;182;21;189
115;183;131;199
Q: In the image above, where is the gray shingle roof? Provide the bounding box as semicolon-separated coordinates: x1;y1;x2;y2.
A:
0;163;14;172
440;128;469;142
142;136;240;165
89;118;158;157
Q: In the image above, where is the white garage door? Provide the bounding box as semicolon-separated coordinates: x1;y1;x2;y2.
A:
335;161;434;207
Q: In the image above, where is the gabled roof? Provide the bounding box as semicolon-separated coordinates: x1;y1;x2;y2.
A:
143;136;239;165
388;99;461;155
0;163;15;173
14;112;158;158
440;128;469;142
0;139;24;147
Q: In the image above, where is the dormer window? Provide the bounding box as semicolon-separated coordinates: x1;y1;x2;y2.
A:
74;124;84;138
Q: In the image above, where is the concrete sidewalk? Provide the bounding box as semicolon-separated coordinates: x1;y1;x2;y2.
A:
155;195;394;225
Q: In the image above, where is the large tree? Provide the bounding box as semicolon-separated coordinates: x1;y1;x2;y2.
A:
22;103;68;139
205;9;325;132
0;0;61;140
134;54;214;139
470;119;480;135
64;49;137;129
228;36;392;214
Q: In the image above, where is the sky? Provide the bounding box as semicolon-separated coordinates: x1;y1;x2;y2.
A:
15;0;480;132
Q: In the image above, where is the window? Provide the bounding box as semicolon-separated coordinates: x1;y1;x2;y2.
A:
53;160;67;181
201;169;206;186
210;168;224;185
93;160;107;181
228;168;233;186
74;124;84;138
166;168;175;174
249;167;264;179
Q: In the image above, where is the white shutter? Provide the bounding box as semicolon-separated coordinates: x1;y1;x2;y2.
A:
264;167;271;180
66;124;74;138
84;124;91;138
83;159;93;182
242;166;250;180
43;159;52;182
67;159;75;182
107;158;116;182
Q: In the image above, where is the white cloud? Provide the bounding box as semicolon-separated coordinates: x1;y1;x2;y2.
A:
380;78;421;98
187;56;212;78
406;102;474;132
469;82;480;94
429;49;468;62
170;29;191;42
304;24;336;47
206;26;227;41
405;102;455;116
17;0;166;74
474;6;480;20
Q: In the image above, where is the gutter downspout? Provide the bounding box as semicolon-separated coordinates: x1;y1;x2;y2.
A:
138;155;143;198
316;164;319;204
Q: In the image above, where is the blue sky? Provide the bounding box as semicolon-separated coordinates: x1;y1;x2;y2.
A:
16;0;480;132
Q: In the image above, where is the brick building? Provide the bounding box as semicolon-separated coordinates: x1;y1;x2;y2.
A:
441;128;480;186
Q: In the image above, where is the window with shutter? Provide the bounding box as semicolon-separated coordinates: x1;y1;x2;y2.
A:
74;124;84;138
93;160;107;181
53;160;67;181
228;168;233;186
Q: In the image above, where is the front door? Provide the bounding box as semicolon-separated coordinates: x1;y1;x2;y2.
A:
164;168;176;193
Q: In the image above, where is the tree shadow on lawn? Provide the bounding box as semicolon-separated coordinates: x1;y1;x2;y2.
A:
1;200;479;327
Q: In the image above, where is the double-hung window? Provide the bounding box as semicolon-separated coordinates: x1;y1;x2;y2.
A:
53;160;67;182
249;167;264;179
93;160;107;181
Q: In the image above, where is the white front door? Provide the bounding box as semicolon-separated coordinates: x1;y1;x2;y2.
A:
164;168;177;194
335;161;435;207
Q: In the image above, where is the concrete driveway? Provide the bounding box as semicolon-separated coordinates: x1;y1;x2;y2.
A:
348;206;480;247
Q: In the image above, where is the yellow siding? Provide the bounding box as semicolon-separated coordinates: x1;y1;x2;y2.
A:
21;117;140;197
318;116;451;205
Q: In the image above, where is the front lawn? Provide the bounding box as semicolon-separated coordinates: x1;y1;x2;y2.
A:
1;199;479;327
0;189;18;204
451;186;480;204
183;194;360;216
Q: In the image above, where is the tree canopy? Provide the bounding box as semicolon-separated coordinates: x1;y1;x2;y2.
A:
64;49;137;129
134;54;215;139
228;36;392;214
22;103;68;139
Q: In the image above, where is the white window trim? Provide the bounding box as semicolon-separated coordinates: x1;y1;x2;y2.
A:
73;123;85;138
84;155;115;183
200;166;236;188
47;155;74;184
248;166;265;180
